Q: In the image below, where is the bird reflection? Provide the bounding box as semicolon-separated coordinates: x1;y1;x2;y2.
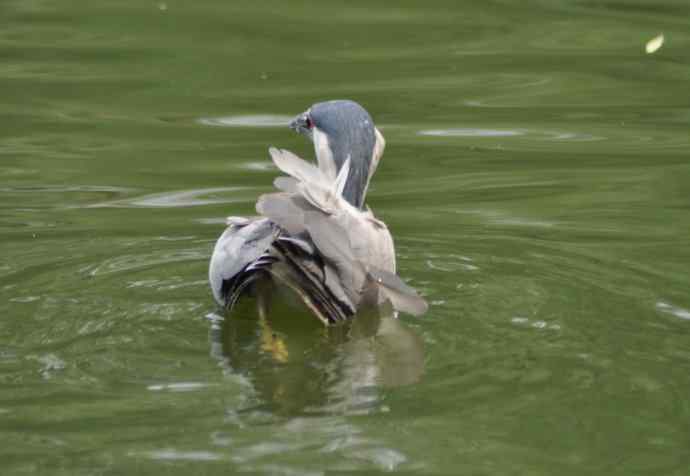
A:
209;300;424;416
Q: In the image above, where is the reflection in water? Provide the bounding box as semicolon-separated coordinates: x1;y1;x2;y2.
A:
209;300;424;416
203;302;425;471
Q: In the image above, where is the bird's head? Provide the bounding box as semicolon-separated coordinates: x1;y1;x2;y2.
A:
289;99;385;209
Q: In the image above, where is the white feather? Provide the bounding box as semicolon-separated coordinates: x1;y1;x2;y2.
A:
362;127;386;200
313;127;338;180
333;156;351;197
297;181;337;215
269;147;328;188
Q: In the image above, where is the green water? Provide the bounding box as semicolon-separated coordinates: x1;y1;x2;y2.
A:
3;0;690;474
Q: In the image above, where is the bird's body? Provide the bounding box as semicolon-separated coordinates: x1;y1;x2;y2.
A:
209;100;426;324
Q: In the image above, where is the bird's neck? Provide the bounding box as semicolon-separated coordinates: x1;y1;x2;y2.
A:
313;128;370;209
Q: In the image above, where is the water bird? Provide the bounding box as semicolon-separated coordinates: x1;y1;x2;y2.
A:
209;100;427;325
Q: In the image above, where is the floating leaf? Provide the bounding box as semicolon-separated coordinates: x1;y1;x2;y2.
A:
645;34;664;54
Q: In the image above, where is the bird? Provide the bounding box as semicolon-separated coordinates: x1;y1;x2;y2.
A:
209;99;427;325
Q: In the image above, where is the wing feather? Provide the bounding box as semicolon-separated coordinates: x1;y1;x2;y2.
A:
208;218;278;305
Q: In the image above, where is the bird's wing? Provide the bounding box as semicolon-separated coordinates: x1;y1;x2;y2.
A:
269;147;329;191
263;146;414;313
273;176;299;194
271;238;354;324
208;217;279;305
269;147;349;215
258;187;413;316
256;192;309;236
303;210;368;305
338;210;396;273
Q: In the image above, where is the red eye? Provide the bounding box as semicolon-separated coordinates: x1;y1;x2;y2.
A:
306;117;314;129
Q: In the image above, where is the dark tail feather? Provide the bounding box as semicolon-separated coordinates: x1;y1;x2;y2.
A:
222;253;278;312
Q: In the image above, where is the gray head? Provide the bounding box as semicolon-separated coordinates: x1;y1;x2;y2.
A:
289;100;377;209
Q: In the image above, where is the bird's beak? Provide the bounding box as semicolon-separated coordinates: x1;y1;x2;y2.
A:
289;112;311;138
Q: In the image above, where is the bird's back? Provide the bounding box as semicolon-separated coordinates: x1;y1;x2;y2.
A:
209;147;425;324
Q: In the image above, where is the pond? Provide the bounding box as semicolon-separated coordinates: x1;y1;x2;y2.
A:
2;1;690;474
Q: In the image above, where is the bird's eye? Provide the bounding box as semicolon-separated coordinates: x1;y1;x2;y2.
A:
305;117;314;129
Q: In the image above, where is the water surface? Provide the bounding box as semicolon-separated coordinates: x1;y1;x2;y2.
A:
2;1;690;474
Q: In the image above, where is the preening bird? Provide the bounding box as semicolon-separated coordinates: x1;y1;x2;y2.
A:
209;100;427;325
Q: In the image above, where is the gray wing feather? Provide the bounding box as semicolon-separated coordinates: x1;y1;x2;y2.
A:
303;211;367;305
303;211;356;264
273;176;299;193
367;267;428;317
209;218;278;305
277;235;315;255
256;193;308;236
272;240;352;323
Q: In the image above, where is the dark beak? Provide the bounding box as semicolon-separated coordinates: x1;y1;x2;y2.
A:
289;112;309;133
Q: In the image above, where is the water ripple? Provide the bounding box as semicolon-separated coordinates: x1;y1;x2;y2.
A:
195;217;227;225
350;447;407;471
83;249;206;276
127;277;207;291
88;187;255;208
235;160;276;172
133;449;224;461
198;115;292;128
419;128;523;137
511;316;561;331
0;184;133;195
656;301;690;321
417;127;604;142
147;382;214;392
